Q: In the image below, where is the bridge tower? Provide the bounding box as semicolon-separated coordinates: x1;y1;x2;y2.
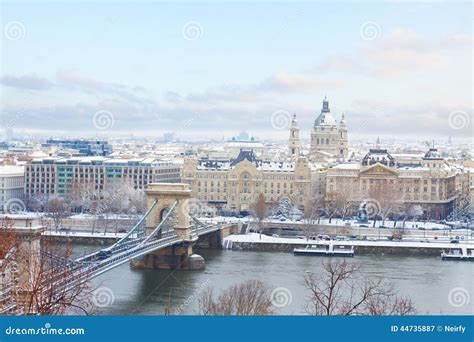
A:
130;183;205;270
0;217;44;314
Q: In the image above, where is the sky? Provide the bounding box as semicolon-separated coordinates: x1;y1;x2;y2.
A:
0;0;473;141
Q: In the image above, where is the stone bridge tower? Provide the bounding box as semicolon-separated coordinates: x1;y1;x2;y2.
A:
131;183;205;270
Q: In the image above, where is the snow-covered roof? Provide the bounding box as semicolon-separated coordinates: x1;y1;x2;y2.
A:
331;163;360;170
226;141;265;148
0;165;24;175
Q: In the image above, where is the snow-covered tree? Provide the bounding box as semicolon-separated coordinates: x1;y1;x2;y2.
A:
274;196;292;219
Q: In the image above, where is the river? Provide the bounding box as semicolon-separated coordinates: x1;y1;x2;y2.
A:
73;246;473;315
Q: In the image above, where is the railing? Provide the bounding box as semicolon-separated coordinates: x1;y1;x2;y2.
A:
106;199;158;252
3;209;224;315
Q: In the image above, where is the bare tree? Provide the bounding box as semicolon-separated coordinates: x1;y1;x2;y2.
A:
301;197;324;240
0;216;18;267
304;259;415;316
46;197;71;232
0;223;94;315
324;191;341;224
368;182;403;228
250;193;267;234
198;279;274;315
68;181;96;214
324;183;356;225
19;238;95;315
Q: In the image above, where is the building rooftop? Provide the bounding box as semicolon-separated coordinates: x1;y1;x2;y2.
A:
0;165;24;176
29;156;176;167
423;148;443;160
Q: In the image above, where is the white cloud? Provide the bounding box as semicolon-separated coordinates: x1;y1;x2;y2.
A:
319;28;472;79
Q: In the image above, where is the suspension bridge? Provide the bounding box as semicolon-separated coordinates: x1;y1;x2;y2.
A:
0;183;238;315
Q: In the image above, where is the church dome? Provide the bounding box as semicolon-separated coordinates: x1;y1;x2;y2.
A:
314;97;337;127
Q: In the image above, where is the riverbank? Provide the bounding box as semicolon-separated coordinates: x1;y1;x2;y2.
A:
224;233;471;256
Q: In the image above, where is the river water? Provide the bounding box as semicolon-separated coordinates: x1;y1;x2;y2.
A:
74;246;473;315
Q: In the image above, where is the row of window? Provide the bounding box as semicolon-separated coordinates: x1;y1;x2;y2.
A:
194;173;301;181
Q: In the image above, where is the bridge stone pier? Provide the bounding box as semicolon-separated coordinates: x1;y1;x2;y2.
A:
130;183;205;270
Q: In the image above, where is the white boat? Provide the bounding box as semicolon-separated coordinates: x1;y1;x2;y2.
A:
441;247;474;261
293;244;354;257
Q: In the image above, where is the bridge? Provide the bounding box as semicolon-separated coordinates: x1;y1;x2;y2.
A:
0;183;238;315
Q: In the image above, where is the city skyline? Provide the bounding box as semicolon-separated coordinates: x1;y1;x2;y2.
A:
1;1;472;140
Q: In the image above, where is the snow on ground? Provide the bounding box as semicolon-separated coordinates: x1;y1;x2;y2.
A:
224;233;474;249
200;216;466;230
68;213;140;220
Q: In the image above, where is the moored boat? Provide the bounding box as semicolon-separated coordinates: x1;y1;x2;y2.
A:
441;247;474;261
293;244;354;257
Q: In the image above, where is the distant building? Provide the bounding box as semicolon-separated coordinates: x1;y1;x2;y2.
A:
162;132;175;143
309;97;348;161
0;165;24;212
326;147;467;219
182;149;322;213
43;139;112;156
24;157;180;197
230;131;258;142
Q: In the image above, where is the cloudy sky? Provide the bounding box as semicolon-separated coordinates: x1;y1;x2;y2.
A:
0;0;472;141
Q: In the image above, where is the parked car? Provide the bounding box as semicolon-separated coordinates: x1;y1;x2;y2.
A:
359;224;369;228
450;239;459;244
336;236;349;241
387;236;401;241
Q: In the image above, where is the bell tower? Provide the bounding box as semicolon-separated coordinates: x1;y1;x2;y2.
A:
338;113;348;158
288;113;300;159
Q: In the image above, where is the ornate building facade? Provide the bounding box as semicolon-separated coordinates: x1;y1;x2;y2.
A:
309;97;348;162
325;148;465;219
182;149;321;213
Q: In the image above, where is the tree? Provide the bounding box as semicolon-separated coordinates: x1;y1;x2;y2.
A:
324;191;341;224
324;182;358;225
304;259;415;316
367;182;403;228
19;238;95;315
275;196;292;219
301;197;324;240
47;197;70;232
0;223;93;315
88;179;146;234
250;193;267;234
198;279;274;315
69;181;96;213
0;216;18;268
